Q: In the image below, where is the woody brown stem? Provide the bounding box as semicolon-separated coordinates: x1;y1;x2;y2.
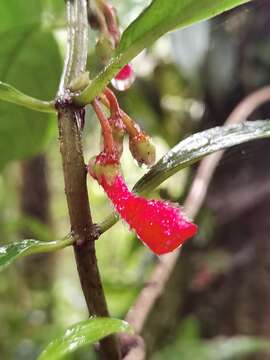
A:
57;1;120;359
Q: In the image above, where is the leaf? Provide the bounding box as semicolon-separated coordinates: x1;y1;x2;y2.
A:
208;336;270;360
43;0;66;26
43;0;65;17
0;238;73;272
77;0;250;103
153;336;270;360
117;0;250;59
99;120;270;233
0;25;62;169
0;1;42;33
0;81;54;113
134;120;270;193
38;318;133;360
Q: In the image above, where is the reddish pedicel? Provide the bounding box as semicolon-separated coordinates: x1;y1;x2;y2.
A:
99;174;197;255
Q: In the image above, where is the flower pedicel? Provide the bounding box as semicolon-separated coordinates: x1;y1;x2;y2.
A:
89;77;197;255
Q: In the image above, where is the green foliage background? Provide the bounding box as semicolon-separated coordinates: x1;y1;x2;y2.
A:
0;1;270;359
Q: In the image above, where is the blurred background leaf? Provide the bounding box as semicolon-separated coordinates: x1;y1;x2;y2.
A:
0;1;42;32
1;1;270;360
151;317;270;360
0;2;62;170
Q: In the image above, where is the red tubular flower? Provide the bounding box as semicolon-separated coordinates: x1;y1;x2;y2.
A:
90;94;197;255
91;163;197;255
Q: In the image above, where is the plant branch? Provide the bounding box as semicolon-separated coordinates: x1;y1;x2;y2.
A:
123;85;270;358
98;86;270;235
58;0;89;95
56;1;120;359
0;81;55;113
73;56;124;105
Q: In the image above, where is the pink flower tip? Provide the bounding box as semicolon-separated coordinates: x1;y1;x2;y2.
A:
115;64;134;81
99;174;197;255
111;64;135;91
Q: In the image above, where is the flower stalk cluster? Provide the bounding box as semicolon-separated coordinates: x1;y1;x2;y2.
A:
88;87;197;255
86;0;197;255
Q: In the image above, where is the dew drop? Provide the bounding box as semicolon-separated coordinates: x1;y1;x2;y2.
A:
0;247;7;254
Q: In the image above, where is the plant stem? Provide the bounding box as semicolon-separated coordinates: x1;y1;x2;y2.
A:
57;1;120;358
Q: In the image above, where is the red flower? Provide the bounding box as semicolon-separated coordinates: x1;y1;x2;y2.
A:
90;94;197;255
97;172;197;255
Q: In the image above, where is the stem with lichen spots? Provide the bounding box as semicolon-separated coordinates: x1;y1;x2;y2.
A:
56;1;120;359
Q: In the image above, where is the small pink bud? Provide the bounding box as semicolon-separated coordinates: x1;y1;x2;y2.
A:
111;64;135;91
88;151;120;185
115;64;134;81
96;174;197;255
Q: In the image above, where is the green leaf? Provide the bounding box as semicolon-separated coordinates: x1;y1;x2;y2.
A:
117;0;250;60
76;0;250;104
0;1;42;33
152;316;270;360
0;26;62;169
38;318;133;360
43;0;66;28
99;120;270;233
43;0;65;17
208;337;270;360
0;238;73;272
153;336;270;360
134;120;270;193
0;81;55;113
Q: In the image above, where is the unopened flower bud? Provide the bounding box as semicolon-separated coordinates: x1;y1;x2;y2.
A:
88;152;120;185
95;35;114;63
129;133;156;167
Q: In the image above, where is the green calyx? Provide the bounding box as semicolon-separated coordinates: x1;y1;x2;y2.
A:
129;134;156;167
88;153;120;184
